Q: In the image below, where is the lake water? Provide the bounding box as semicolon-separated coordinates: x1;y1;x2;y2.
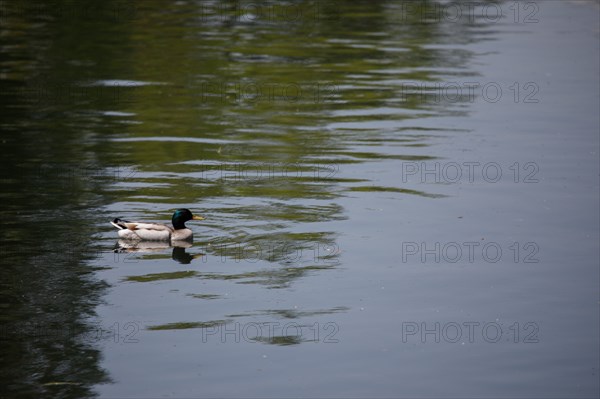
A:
1;1;598;398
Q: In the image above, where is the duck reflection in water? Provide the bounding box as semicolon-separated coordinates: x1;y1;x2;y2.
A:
113;240;205;264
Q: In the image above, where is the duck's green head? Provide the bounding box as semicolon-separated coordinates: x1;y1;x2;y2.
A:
172;209;205;230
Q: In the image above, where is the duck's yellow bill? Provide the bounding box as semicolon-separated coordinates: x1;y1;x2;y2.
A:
192;215;205;220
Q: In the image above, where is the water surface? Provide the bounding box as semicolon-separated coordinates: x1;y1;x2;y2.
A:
1;1;598;398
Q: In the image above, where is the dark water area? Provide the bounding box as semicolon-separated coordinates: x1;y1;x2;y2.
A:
1;1;598;398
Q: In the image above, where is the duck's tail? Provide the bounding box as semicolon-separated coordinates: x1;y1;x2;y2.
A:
110;218;130;230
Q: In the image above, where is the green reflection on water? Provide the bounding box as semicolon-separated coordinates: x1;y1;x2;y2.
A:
147;320;230;331
251;335;304;346
186;293;221;300
124;270;198;283
226;306;349;320
200;265;335;289
347;185;448;198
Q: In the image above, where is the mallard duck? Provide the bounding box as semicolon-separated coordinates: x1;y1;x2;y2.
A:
110;209;204;241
